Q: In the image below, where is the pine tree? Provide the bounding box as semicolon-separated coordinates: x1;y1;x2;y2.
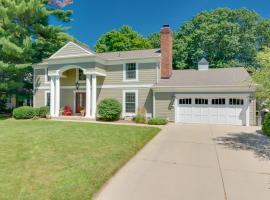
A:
0;0;76;109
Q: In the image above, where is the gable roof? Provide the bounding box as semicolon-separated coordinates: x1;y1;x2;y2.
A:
97;49;160;60
50;41;95;59
155;67;254;88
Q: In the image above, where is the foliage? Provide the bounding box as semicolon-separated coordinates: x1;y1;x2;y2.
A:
173;8;270;69
13;106;35;119
262;113;270;136
148;118;168;125
0;120;160;199
97;98;122;121
36;106;49;118
133;114;146;124
252;47;270;110
95;25;153;53
0;0;77;104
147;32;160;48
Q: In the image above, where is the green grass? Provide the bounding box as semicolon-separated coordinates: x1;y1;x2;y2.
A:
0;120;160;200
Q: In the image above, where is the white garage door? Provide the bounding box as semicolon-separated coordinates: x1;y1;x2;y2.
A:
176;97;248;125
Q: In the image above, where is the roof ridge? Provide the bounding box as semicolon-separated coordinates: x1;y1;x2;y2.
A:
97;48;160;54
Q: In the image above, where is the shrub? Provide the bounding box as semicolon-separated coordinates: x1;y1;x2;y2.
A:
133;114;146;124
34;108;40;117
38;106;49;118
262;112;270;136
148;117;168;125
98;98;122;121
13;106;35;119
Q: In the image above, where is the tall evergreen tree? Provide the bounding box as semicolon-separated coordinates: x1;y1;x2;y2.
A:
0;0;76;108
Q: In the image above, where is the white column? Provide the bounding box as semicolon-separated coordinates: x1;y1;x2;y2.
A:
55;76;60;117
85;74;91;118
246;97;250;126
91;74;97;118
50;77;55;117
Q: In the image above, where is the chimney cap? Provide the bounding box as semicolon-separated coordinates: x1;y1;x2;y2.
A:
162;24;170;28
198;58;209;65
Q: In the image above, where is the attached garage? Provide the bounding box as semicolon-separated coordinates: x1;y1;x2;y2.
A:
153;66;257;126
175;94;250;126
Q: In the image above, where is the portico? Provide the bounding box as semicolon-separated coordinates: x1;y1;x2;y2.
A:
48;68;102;119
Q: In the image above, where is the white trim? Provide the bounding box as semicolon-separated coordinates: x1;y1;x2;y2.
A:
100;84;152;89
175;93;250;98
156;63;160;83
122;90;138;117
45;68;50;84
91;74;97;118
123;63;139;82
50;41;94;59
44;91;50;106
36;84;154;90
153;91;156;118
246;98;250;127
85;74;91;118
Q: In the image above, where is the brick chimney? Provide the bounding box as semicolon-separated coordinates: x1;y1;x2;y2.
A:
160;25;173;79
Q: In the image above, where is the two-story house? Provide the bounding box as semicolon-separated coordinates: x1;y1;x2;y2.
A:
33;25;256;126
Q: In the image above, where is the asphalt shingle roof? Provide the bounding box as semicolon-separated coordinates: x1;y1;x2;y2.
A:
155;67;253;87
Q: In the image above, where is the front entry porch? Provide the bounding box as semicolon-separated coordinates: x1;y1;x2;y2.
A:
48;66;105;119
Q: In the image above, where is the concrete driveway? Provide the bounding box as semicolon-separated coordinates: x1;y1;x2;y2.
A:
94;124;270;200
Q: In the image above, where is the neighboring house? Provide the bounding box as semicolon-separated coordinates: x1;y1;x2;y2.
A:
33;25;256;126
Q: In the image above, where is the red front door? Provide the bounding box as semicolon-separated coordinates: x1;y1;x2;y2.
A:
75;92;86;113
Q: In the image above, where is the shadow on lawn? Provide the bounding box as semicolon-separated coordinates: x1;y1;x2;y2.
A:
214;131;270;160
0;115;10;120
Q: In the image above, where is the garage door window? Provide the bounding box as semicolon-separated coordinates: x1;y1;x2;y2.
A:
229;98;244;105
179;98;192;104
195;98;208;105
212;98;225;105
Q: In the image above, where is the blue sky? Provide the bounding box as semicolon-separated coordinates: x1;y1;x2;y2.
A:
51;0;270;49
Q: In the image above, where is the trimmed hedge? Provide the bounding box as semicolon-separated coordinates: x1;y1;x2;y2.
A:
97;98;122;121
133;114;146;124
36;106;49;118
13;106;35;119
262;112;270;136
148;118;168;125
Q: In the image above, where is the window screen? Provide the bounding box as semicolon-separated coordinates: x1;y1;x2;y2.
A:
125;63;136;80
125;92;136;113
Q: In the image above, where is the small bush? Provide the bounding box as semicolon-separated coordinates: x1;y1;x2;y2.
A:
148;118;168;125
38;106;49;118
34;108;40;117
97;98;122;121
262;113;270;136
13;106;35;119
133;114;146;124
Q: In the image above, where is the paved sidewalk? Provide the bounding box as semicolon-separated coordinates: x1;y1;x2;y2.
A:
94;123;270;200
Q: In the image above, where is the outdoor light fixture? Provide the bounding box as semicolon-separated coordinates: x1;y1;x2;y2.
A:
75;81;80;90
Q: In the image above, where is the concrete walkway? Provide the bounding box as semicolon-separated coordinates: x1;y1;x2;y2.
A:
94;123;270;200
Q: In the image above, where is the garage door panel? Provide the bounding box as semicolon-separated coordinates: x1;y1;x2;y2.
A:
177;97;246;125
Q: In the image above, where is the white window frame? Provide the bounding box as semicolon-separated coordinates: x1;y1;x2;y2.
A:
44;91;50;106
45;68;50;84
122;90;138;117
123;63;139;82
76;68;86;83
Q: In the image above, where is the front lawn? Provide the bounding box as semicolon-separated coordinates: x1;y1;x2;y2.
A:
0;120;160;200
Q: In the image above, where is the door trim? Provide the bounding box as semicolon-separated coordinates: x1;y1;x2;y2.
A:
73;90;86;114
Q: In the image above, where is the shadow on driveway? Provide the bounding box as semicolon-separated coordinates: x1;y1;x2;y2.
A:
214;131;270;160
